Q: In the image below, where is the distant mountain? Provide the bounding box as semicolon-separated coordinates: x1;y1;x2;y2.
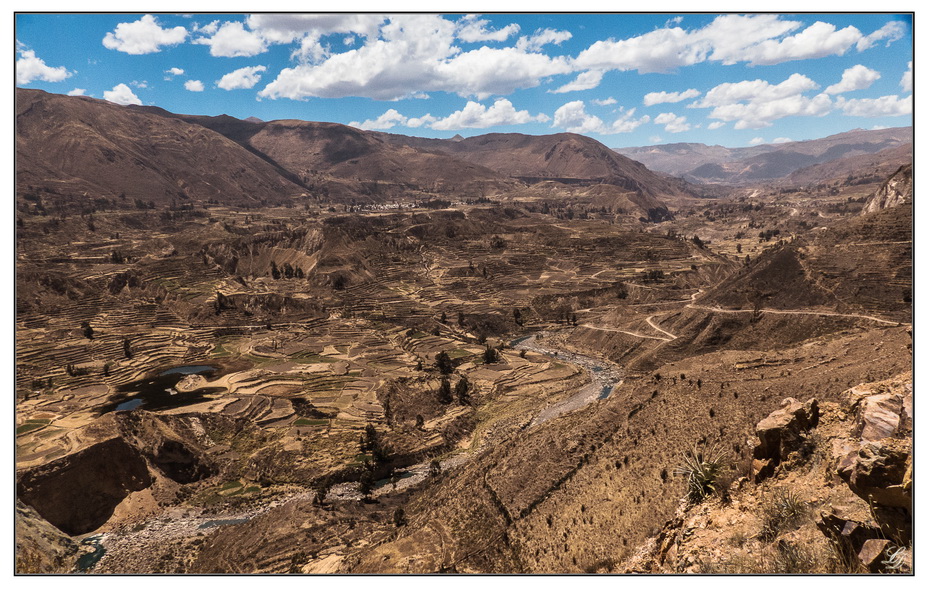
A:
16;88;303;206
17;88;695;215
377;131;694;202
783;144;912;187
616;127;912;184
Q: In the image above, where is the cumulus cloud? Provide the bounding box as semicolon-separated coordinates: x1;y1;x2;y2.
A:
193;20;267;57
430;99;549;130
836;94;912;117
654;112;691;133
772;137;792;143
551;70;603;93
733;21;862;66
856;20;906;51
217;65;267;90
349;108;409;130
692;73;832;129
16;49;71;84
592;97;617;106
259;15;571;101
901;61;912;92
552;101;649;135
573;15;901;75
103;83;142;105
184;79;204;92
67;88;86;96
165;67;185;77
516;28;572;52
707;121;726;130
102;14;187;55
825;65;881;94
643;88;700;106
456;15;519;43
749;137;766;145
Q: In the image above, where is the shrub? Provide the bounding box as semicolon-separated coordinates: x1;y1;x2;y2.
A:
760;489;808;541
674;442;724;503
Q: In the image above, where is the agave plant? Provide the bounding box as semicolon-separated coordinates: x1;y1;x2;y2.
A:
674;442;724;503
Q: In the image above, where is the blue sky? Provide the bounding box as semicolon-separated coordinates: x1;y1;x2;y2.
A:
15;12;913;148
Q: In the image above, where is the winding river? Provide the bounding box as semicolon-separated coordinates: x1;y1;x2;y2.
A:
326;331;624;500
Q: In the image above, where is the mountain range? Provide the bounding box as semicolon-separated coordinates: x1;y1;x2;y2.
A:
16;88;689;215
614;127;912;185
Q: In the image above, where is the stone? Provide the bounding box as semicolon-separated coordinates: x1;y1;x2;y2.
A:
859;393;903;441
837;439;911;509
752;397;819;481
858;538;891;572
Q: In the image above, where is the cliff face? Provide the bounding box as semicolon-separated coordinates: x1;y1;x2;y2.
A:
862;164;912;215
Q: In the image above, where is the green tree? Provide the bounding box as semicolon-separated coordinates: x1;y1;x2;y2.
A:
438;377;452;404
483;346;499;365
455;376;470;405
435;351;454;375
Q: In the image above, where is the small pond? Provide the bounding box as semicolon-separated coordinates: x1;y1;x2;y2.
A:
100;365;221;414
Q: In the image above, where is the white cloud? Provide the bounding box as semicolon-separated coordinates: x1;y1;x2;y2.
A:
184;79;204;92
193;20;220;36
650;135;662;143
516;28;572;52
193;20;267;57
824;65;880;95
245;14;386;62
16;49;71;84
407;114;438;128
901;61;912;92
573;14;896;76
102;14;187;55
131;80;148;88
837;94;912;117
643;88;700;106
552;101;648;135
217;65;267;90
103;83;142;106
707;121;725;130
749;137;765;145
349;108;409;130
772;137;792;144
67;88;86;96
654;112;691;133
592;97;617;106
456;15;519;43
165;67;185;76
551;70;603;93
693;73;832;129
856;21;906;51
259;15;571;101
734;21;862;66
430;99;548;130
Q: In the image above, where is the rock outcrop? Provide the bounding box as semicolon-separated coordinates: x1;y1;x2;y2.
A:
862;164;912;215
752;397;819;481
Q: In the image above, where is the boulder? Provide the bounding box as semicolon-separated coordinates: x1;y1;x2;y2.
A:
752;398;818;481
837;439;911;509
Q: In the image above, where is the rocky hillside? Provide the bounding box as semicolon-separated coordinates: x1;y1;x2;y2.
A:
616;127;911;184
861;164;912;215
624;372;912;573
697;203;912;323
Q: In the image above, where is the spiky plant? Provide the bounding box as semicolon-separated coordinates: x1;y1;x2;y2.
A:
674;442;724;503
